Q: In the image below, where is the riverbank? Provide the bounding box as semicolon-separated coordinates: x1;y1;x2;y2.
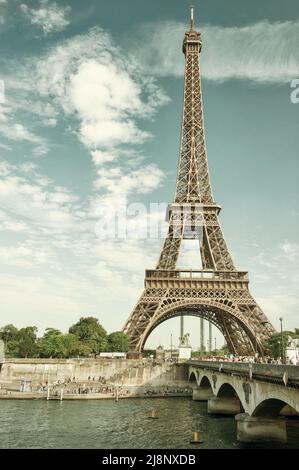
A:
0;390;192;400
0;358;192;402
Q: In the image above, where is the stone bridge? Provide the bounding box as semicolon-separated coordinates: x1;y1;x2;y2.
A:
188;360;299;443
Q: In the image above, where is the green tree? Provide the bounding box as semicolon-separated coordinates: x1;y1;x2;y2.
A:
38;332;66;358
0;324;19;343
217;344;230;356
17;327;38;358
266;331;294;358
107;332;130;352
62;333;92;357
77;343;93;357
69;317;107;354
37;330;93;358
5;340;20;357
43;328;62;339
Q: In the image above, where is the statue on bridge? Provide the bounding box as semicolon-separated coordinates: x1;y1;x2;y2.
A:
179;333;191;348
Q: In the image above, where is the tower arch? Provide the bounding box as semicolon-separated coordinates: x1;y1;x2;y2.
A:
140;300;263;355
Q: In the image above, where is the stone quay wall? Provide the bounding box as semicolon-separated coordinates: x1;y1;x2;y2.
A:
0;358;190;392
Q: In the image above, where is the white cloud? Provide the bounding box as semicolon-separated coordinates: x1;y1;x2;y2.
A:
0;142;11;151
258;292;299;331
0;209;29;233
80;118;149;149
0;160;82;234
91;150;117;165
253;241;299;271
28;29;168;150
8;26;168;227
93;240;156;274
0;122;36;142
0;25;170;336
33;144;50;157
70;60;141;120
135;20;299;83
279;240;299;260
252;251;277;270
94;164;165;195
248;240;299;331
3;26;168;159
43;117;57;127
0;94;58;145
0;270;139;334
0;159;163;293
0;0;6;24
20;0;71;35
0;25;169;261
0;101;47;147
0;242;53;268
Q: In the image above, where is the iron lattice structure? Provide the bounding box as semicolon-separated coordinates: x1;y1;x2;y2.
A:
123;10;275;355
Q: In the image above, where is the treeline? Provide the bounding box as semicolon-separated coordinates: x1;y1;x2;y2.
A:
0;317;129;358
266;329;299;358
191;344;229;357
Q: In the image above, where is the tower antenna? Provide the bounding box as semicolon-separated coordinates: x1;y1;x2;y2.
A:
190;5;195;30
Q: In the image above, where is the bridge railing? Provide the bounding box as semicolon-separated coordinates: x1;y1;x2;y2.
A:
189;360;299;386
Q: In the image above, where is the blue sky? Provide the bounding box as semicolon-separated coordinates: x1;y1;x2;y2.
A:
0;0;298;349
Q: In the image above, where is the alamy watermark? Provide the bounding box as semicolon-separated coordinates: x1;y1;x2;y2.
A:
290;79;299;104
94;202;204;241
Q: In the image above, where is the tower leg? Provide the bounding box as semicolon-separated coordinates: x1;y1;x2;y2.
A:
200;318;205;352
180;316;184;340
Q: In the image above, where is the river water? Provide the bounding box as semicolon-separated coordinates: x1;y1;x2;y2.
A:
0;398;298;449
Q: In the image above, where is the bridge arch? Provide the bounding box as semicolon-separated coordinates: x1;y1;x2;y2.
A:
189;371;197;383
199;375;213;390
252;399;289;418
252;388;299;417
217;383;239;398
214;381;246;413
142;299;261;355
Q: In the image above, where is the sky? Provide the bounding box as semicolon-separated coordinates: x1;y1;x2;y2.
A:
0;0;298;350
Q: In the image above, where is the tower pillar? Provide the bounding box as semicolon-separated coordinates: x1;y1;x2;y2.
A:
200;318;205;352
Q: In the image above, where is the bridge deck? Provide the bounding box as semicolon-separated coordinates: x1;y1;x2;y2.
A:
188;360;299;387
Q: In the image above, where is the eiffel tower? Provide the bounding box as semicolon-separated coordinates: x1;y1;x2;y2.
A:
123;7;275;355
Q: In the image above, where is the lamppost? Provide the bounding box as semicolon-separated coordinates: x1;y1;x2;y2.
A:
279;317;284;363
277;340;280;361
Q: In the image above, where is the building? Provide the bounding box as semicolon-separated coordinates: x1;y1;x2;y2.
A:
286;338;299;365
155;345;179;362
